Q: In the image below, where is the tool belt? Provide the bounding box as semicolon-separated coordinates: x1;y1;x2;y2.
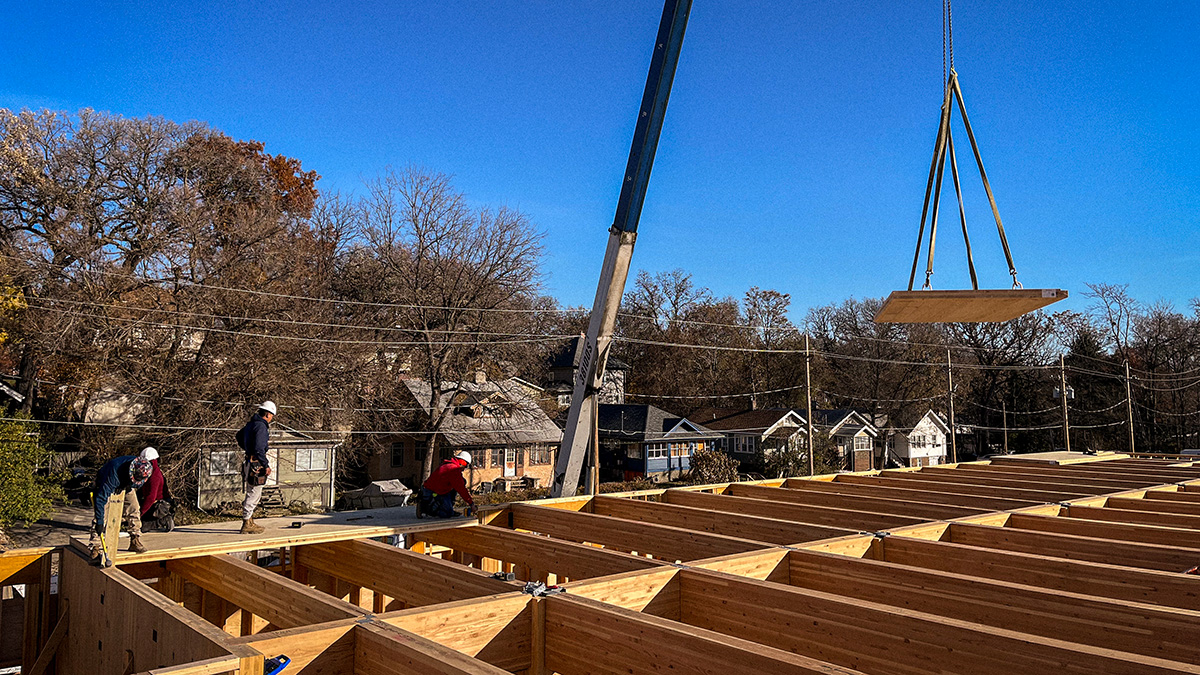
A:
243;457;268;486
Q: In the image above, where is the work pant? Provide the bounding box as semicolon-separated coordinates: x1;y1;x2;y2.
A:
243;483;263;520
89;489;142;544
420;488;458;518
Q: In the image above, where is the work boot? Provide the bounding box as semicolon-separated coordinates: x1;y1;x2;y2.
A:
90;543;103;564
129;535;148;554
240;518;264;535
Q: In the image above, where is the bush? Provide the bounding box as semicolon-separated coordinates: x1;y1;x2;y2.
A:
687;447;739;485
0;418;63;526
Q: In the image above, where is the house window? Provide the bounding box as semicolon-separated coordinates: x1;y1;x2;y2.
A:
490;448;504;468
854;435;871;451
296;447;328;472
734;436;755;454
646;443;668;459
516;448;525;467
209;449;240;476
529;447;552;465
414;441;427;463
390;442;405;468
626;444;643;459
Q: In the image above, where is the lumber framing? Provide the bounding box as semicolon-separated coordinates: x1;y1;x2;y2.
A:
32;455;1200;675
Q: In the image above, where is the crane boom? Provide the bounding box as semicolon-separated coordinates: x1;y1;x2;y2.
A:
550;0;692;497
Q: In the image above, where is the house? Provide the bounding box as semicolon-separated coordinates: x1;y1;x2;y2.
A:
888;409;950;468
808;409;880;472
546;336;630;408
198;425;340;512
365;376;563;492
597;404;723;483
688;407;808;472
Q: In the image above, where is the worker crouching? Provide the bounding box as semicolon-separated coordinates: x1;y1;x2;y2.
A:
417;451;476;518
90;451;155;562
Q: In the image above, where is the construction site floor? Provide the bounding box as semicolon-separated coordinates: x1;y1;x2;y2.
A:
67;504;475;564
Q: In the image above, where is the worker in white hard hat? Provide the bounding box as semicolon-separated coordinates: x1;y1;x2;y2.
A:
416;450;475;518
234;401;276;534
136;447;176;533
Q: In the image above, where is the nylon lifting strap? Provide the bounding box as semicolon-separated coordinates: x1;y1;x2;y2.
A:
907;0;1020;291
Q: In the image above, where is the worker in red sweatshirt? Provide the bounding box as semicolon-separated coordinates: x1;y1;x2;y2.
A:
417;451;475;518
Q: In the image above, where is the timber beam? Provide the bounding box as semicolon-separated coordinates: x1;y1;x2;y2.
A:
782;476;1040;510
660;488;928;530
725;482;988;519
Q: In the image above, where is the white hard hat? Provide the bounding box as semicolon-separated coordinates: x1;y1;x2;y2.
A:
454;451;472;465
259;401;277;415
140;447;159;461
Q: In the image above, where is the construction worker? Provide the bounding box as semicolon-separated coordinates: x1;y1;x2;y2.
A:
136;447;175;532
89;452;154;560
236;401;275;534
417;450;475;518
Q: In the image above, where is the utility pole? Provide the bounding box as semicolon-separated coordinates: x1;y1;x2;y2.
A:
805;334;814;476
588;398;600;495
946;349;957;463
1124;360;1136;455
1059;355;1071;453
1002;401;1009;455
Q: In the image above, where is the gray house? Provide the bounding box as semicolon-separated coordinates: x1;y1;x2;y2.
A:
198;425;341;512
597;404;723;483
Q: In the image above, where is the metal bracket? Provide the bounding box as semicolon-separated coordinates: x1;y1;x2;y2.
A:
491;571;516;582
521;581;566;597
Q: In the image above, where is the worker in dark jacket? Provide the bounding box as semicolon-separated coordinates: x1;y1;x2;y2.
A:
90;453;154;560
417;451;475;518
236;401;276;534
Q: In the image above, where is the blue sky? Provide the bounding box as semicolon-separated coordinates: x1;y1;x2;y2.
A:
2;1;1197;316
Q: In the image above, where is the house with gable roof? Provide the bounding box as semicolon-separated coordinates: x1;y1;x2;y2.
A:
688;407;808;472
596;404;723;482
807;408;880;472
887;409;950;468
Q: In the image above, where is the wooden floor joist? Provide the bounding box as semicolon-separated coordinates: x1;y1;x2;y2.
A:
37;455;1200;675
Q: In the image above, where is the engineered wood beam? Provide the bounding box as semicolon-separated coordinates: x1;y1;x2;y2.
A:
880;535;1200;610
0;549;53;586
1066;504;1200;529
782;476;1038;510
947;522;1200;573
167;555;363;629
832;473;1090;502
1006;512;1200;548
543;594;865;675
560;567;683;618
881;469;1139;495
936;464;1167;489
726;482;986;519
412;525;661;581
1106;496;1200;517
660;489;927;531
1144;490;1200;503
687;548;792;583
592;494;857;544
294;539;515;608
784;547;1200;663
232;621;356;675
508;503;767;561
354;621;510;675
380;594;532;673
678;567;1197;675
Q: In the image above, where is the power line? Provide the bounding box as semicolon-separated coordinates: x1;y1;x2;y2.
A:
0;417;563;436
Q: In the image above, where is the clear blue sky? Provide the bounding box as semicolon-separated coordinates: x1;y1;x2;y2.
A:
2;1;1196;316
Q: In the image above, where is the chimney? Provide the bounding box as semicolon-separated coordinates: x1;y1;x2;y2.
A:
474;369;487;385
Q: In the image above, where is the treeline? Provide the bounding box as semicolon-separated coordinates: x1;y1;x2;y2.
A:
0;109;1196;505
611;272;1200;455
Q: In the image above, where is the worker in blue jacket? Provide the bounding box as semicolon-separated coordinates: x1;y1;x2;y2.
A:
90;453;154;561
235;401;276;534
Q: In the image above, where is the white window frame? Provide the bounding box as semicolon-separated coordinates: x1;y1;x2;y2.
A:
295;446;328;472
209;449;240;476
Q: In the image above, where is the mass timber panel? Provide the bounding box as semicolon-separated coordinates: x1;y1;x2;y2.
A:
1106;496;1200;517
293;539;515;608
661;489;928;531
354;622;509;675
938;464;1170;489
882;468;1140;495
591;494;857;544
379;595;533;672
881;535;1200;611
946;522;1200;572
1067;504;1200;529
832;473;1091;502
1006;512;1200;548
57;549;256;675
782;477;1039;511
412;524;661;581
725;482;987;519
874;289;1068;323
508;503;766;561
784;547;1200;663
678;567;1191;675
542;594;864;675
167;555;364;629
561;567;683;619
233;621;356;675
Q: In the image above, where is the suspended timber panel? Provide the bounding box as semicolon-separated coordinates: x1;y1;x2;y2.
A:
874;288;1068;323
